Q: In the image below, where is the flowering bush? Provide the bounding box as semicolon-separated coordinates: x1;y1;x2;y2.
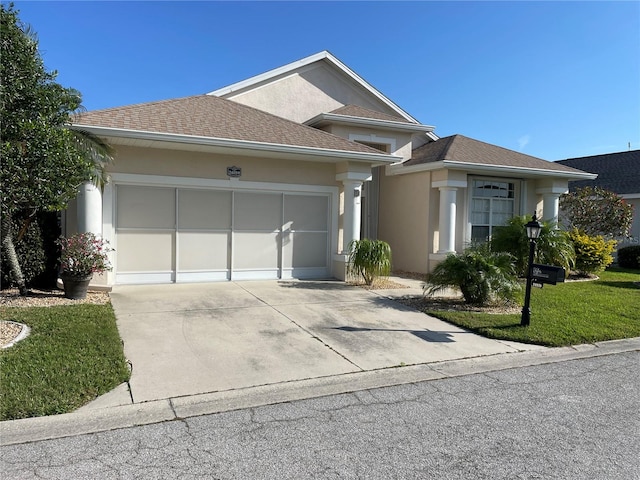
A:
57;232;113;278
568;228;616;275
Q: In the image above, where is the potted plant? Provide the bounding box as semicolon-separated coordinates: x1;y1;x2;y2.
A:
57;232;113;299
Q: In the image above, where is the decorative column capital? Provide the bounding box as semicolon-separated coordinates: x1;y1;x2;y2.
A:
432;179;467;189
336;172;372;183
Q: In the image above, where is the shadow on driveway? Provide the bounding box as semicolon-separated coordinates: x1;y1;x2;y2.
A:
332;325;455;343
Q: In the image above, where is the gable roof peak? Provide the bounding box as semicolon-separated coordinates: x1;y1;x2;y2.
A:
208;51;421;124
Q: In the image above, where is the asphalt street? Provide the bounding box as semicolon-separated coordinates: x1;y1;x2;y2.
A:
1;351;638;479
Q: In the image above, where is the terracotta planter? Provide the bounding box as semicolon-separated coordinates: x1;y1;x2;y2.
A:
61;273;93;300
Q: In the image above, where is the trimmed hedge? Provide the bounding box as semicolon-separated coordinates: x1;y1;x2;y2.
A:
617;245;640;269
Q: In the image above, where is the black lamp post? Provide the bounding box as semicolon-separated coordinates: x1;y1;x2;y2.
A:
521;212;542;326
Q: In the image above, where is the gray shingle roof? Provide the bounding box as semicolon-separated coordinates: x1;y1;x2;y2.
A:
328;105;413;124
556;150;640;194
404;134;586;174
74;95;384;155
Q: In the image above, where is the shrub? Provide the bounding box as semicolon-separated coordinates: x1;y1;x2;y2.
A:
491;215;575;276
347;239;391;286
568;229;616;275
617;245;640;269
423;244;520;306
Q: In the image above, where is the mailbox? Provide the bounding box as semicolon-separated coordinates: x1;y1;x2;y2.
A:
531;264;565;285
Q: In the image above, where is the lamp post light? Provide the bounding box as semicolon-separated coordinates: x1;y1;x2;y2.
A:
521;212;542;326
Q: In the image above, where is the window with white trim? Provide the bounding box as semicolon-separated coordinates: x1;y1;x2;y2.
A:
470;179;517;242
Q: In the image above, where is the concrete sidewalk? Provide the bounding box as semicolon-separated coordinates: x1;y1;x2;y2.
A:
102;278;542;404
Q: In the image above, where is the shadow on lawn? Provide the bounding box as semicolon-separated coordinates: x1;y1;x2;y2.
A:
597;281;640;291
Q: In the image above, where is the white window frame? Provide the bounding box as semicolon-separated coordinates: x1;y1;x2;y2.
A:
467;177;521;243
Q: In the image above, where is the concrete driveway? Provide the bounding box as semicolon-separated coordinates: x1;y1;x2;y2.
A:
110;279;539;404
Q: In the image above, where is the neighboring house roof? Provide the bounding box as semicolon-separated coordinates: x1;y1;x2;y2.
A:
392;134;596;179
208;51;424;126
556;150;640;195
73;94;399;162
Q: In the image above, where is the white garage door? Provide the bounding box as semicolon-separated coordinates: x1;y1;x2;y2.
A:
114;185;330;284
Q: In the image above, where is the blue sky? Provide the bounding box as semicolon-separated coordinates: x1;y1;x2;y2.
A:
11;1;640;161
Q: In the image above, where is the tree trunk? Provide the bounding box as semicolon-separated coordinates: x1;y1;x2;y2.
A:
1;214;27;295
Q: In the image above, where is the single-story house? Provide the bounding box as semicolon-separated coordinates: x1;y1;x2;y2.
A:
67;51;596;287
556;149;640;246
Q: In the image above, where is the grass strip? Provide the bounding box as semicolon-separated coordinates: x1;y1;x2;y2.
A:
0;303;130;421
425;268;640;347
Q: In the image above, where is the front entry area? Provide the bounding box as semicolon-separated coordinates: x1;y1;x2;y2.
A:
114;184;332;284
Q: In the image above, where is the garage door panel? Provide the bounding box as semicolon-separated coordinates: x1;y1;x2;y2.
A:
178;189;231;229
117;186;175;229
283;232;328;269
234;192;282;231
117;231;174;272
284;195;328;231
178;232;229;271
234;232;279;269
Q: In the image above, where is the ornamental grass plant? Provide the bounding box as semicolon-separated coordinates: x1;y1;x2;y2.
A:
347;239;392;286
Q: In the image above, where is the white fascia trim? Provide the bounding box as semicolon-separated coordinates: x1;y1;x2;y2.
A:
386;161;445;176
208;51;421;124
426;132;440;141
305;113;435;133
386;159;599;179
442;161;600;180
622;193;640;199
74;124;401;164
208;51;331;97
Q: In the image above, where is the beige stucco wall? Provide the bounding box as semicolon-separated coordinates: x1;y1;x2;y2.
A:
378;170;432;273
107;146;340;187
224;63;401;123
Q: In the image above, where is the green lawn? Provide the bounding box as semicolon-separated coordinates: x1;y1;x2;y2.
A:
0;303;130;421
425;268;640;347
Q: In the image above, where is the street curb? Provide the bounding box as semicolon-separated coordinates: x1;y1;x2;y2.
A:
1;337;638;446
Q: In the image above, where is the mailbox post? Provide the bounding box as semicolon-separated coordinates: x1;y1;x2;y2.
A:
521;213;542;326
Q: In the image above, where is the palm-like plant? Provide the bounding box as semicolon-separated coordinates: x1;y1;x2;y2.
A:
347;239;392;286
491;215;575;276
423;244;520;306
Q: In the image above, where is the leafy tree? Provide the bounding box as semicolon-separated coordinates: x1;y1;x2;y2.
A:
347;239;392;286
491;215;576;276
1;4;112;294
559;186;634;238
423;244;520;306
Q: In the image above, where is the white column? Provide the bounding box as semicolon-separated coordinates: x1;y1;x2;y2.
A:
341;180;363;253
77;182;102;235
336;172;371;254
542;193;561;223
438;186;457;253
536;184;568;225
